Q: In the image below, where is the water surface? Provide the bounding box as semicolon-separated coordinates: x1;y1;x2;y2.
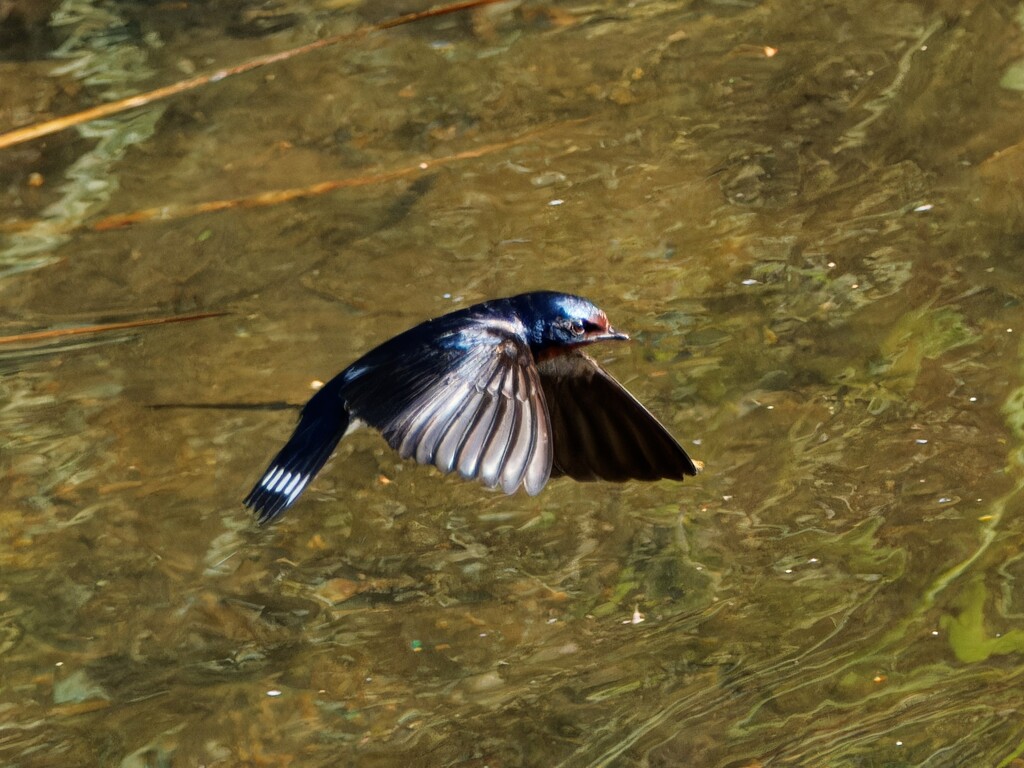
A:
2;1;1024;766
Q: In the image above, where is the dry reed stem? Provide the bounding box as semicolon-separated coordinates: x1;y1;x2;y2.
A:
0;0;509;151
91;122;579;230
0;311;228;345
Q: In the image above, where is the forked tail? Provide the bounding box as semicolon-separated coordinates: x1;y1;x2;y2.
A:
243;384;348;523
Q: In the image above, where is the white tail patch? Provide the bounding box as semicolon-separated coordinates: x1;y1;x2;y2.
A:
261;466;284;490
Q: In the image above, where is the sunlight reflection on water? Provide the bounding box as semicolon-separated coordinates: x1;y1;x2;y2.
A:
2;1;1024;766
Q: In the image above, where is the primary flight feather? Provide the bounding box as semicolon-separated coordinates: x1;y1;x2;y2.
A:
244;291;699;522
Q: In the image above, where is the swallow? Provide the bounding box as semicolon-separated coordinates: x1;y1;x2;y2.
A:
244;291;699;522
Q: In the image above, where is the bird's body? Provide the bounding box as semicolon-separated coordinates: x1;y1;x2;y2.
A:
244;292;698;522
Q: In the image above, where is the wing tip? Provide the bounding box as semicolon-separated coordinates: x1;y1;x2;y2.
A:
522;475;548;496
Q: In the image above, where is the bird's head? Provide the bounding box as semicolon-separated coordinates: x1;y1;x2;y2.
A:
519;292;629;354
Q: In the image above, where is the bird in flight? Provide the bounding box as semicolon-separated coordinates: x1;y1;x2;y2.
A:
244;291;699;522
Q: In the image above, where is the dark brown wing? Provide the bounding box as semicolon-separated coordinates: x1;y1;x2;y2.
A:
344;326;553;495
537;352;698;482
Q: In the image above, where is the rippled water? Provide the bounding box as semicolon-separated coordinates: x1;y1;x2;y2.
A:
3;1;1024;766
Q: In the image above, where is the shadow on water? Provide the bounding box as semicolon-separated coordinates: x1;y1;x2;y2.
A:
2;0;1024;765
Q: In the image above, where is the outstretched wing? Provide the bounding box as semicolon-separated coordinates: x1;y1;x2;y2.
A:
538;352;698;482
343;322;553;495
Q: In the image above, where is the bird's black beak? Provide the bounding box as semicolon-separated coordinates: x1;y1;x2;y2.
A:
595;327;629;342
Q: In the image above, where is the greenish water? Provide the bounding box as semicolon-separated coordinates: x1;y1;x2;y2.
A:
2;1;1024;765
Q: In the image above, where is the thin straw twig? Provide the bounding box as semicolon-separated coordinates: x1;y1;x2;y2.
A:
91;122;579;230
0;0;508;151
0;311;227;345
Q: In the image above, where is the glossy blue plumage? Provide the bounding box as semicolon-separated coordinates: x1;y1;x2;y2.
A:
244;291;698;522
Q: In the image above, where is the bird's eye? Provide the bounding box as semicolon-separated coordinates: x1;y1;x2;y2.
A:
569;320;585;337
